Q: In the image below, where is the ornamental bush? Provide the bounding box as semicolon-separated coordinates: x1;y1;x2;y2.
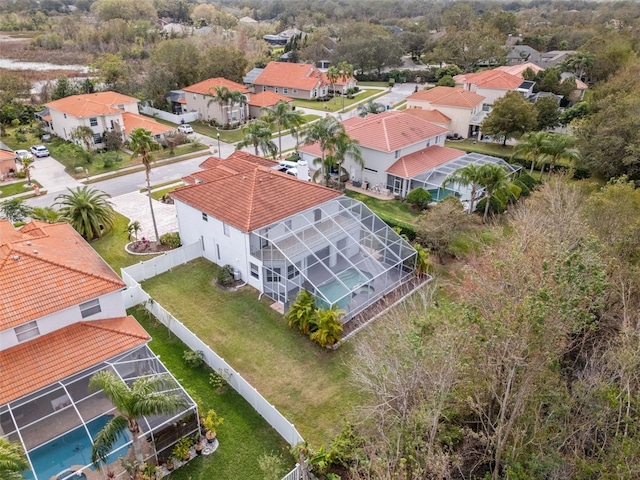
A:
405;187;433;210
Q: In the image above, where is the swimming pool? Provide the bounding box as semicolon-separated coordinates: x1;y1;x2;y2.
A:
316;268;374;310
24;415;130;480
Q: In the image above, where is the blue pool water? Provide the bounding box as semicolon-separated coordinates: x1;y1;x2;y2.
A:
24;415;130;480
316;269;374;310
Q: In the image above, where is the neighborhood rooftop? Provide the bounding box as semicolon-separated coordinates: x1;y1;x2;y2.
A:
45;92;139;117
183;77;249;95
407;86;485;108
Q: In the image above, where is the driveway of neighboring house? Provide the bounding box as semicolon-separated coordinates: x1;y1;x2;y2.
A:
108;191;178;242
32;155;83;196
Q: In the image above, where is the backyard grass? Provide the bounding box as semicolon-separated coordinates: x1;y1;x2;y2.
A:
141;258;361;447
0;180;42;198
345;190;420;226
445;139;514;158
356;81;388;87
293;88;383;113
130;306;292;480
90;213;151;274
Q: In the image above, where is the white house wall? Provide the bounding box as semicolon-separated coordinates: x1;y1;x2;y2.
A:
184;93;248;125
174;200;261;291
476;87;509;106
0;290;126;350
406;101;480;138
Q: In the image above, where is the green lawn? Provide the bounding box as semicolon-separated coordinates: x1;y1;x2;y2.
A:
445;139;514;158
141;259;361;447
345;190;420;226
131;306;292;480
90;213;151;274
293;88;384;113
356;81;388;88
0;180;43;198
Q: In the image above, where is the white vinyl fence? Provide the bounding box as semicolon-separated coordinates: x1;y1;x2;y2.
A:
121;245;305;450
140;105;198;125
282;464;301;480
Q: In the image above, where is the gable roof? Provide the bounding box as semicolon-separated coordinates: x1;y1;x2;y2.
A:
172;156;340;232
46;92;138;118
455;69;523;90
0;221;125;330
403;108;452;124
183;77;249;95
253;62;325;91
0;316;149;404
185;151;278;184
248;91;293;108
496;62;544;78
121;112;174;136
408;86;485;108
386;145;465;178
0;148;16;162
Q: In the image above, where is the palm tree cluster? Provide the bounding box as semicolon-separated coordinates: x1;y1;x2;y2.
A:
207;86;247;126
303;116;363;187
513;132;580;177
285;290;344;347
326;62;354;111
0;438;28;480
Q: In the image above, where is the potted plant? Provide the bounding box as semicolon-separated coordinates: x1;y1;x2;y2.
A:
172;437;192;463
203;409;224;443
195;438;204;455
165;457;175;472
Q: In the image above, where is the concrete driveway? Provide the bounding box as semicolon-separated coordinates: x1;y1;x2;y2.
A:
108;191;178;242
32;155;83;196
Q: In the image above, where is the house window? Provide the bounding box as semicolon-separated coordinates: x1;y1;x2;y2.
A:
92;133;102;143
482;104;491;112
202;212;208;221
267;267;281;283
426;140;430;147
283;88;288;94
250;263;259;279
89;117;98;127
223;222;230;237
263;86;267;92
80;299;101;318
193;94;196;99
395;150;401;158
15;321;40;342
64;113;67;118
314;209;322;222
292;89;298;94
117;104;124;110
287;263;299;280
274;87;279;93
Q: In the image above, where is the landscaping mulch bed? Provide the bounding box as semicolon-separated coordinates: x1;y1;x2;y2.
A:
125;240;174;255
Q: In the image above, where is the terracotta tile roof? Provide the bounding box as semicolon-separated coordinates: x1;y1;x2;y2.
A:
320;73;354;86
408;86;485;108
0;317;149;404
403;108;452;124
495;62;544;78
183;77;249;95
254;62;325;91
46;92;138;118
172;162;341;232
0;221;125;330
0;149;16;161
455;69;523;90
248;91;293;108
121;112;174;136
198;151;277;171
386;145;464;178
299;111;449;155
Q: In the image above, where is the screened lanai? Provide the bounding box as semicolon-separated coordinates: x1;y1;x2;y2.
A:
249;197;417;321
402;152;522;201
0;345;198;480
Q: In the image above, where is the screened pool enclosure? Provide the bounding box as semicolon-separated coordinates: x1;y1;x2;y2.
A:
0;345;199;480
249;197;417;321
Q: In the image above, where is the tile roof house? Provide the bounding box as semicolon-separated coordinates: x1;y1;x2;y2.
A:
246;62;330;100
170;151;417;321
38;92;173;150
0;144;19;176
454;69;523;106
406;86;485;139
247;91;294;119
183;77;250;126
298;111;449;194
0;220;198;480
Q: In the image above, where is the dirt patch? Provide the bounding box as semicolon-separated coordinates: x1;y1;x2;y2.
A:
0;38;94;65
125;240;174;255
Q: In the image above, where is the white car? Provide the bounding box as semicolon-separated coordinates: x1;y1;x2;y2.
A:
177;124;194;134
30;145;50;157
14;149;33;161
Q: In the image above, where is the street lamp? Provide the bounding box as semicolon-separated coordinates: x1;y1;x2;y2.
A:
217;133;221;157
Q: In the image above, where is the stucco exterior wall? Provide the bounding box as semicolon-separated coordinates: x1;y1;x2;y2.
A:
184;92;248;125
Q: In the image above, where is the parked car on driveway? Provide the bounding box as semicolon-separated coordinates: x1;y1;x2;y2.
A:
14;149;33;161
30;145;50;157
177;124;194;134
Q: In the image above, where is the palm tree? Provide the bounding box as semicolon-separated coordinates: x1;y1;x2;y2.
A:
236;120;277;157
226;90;248;125
512;131;550;175
443;163;484;214
30;206;61;223
21;157;34;185
55;186;115;239
70;125;96;151
478;163;511;221
326;66;340;104
540;133;581;179
286;290;318;335
261;101;304;158
129;127;160;241
0;438;29;480
309;307;344;347
329;130;363;189
126;220;141;242
207;86;232;125
89;371;189;465
335;62;354;112
413;243;432;277
303;116;344;186
357;100;386;117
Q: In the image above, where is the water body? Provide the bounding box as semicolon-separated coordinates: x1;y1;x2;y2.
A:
0;58;89;72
